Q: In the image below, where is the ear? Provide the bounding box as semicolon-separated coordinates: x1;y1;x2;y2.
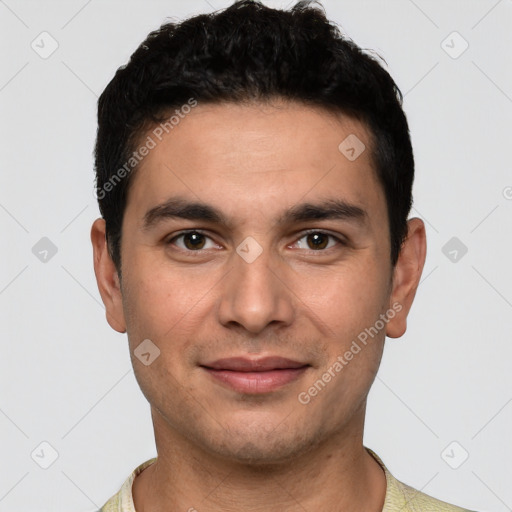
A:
386;217;427;339
90;218;127;333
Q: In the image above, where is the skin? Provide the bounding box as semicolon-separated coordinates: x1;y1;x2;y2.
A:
91;100;426;512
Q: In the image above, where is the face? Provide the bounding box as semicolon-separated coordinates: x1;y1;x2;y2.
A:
92;100;426;464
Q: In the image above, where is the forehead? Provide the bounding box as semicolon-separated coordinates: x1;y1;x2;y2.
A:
124;100;386;232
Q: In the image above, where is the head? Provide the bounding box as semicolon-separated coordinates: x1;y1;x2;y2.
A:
91;0;426;464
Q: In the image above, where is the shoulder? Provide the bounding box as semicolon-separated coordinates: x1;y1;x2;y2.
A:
99;457;157;512
366;448;477;512
386;475;476;512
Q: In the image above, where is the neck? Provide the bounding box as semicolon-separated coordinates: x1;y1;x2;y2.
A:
133;410;386;512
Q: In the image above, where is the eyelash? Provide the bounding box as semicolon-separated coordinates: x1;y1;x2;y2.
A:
166;229;347;254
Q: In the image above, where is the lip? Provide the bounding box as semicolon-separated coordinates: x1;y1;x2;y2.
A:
200;356;310;394
202;356;307;372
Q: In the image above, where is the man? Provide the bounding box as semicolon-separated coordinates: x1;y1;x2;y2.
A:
91;1;475;510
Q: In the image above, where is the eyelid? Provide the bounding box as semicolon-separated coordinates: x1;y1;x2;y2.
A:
290;229;347;253
166;229;219;251
166;229;347;252
295;228;347;245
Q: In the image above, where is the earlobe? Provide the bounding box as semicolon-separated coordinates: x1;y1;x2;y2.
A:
90;218;127;334
385;217;427;339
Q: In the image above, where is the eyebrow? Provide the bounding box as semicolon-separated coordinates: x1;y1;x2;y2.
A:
142;196;368;232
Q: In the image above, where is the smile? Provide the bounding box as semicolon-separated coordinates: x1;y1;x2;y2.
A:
200;356;310;394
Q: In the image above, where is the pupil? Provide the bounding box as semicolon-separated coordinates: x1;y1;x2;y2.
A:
185;232;205;249
309;233;327;250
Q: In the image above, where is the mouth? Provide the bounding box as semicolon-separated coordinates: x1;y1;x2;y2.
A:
200;356;310;394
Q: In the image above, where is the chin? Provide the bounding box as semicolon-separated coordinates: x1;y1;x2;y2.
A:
202;421;323;466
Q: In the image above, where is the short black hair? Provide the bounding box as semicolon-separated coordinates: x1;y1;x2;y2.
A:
94;0;414;275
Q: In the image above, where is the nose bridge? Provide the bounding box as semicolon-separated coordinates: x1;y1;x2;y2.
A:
217;237;294;333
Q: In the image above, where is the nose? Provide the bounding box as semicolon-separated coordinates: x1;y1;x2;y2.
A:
216;240;295;334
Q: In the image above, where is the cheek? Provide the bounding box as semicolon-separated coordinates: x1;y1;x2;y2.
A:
296;260;388;339
123;252;191;321
122;263;215;367
120;272;181;354
124;273;196;404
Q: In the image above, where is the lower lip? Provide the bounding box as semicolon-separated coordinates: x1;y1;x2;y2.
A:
203;367;309;394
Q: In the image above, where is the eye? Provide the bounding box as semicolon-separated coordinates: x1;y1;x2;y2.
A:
166;229;345;253
167;230;218;251
292;230;344;251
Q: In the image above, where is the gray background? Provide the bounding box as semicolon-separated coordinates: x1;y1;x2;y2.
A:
1;0;511;510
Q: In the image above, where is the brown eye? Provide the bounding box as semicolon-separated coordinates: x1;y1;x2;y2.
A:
182;232;206;250
306;232;329;250
168;231;215;251
294;231;342;252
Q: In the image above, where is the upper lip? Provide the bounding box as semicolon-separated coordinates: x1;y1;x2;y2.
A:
201;356;309;372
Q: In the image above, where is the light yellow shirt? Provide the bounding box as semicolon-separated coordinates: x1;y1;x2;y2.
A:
100;447;475;511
